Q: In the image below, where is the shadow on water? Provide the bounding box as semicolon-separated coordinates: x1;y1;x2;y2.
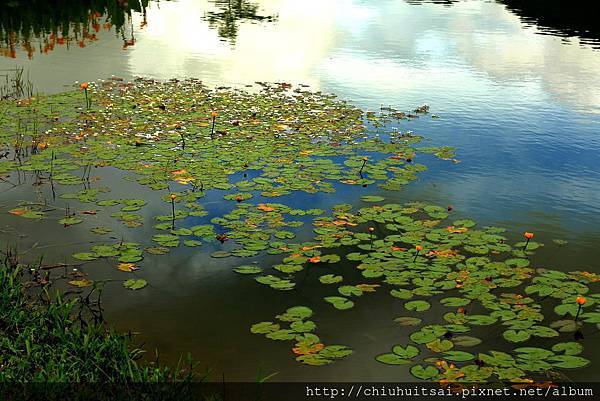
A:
405;0;600;49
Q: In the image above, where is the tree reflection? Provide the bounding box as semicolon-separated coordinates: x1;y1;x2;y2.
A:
204;0;277;44
0;0;150;58
404;0;599;48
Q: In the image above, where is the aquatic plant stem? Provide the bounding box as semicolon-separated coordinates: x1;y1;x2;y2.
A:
359;158;368;174
171;199;175;229
575;304;583;322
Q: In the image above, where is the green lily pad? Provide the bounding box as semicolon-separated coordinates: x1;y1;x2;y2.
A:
123;279;147;290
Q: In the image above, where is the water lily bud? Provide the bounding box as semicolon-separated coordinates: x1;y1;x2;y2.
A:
170;194;177;201
211;111;218;118
415;245;423;251
80;82;89;90
576;296;586;305
524;232;534;239
368;227;375;233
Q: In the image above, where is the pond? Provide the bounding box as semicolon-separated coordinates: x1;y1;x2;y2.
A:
1;0;599;384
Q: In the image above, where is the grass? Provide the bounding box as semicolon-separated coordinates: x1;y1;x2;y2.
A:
0;253;197;383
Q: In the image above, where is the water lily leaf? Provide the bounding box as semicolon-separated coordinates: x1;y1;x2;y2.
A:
392;344;420;359
390;288;413;299
319;274;343;284
145;246;170;255
72;252;97;261
467;315;497;325
117;263;138;272
59;217;83;226
251;321;279;334
530;325;559;338
338;285;362;297
581;312;600;324
549;320;578;333
296;354;331;366
210;251;231;258
90;226;112;235
319;345;353;359
376;353;412;365
426;338;454;352
405;300;431;312
452;336;482;347
324;296;354;310
410;364;440;380
69;279;93;287
290;320;316;333
234;265;262;274
453;219;475;228
548;355;590;369
361;195;385;202
394;316;422;326
410;330;438;345
514;347;554;360
283;306;313;321
123;279;147;290
503;330;531;343
440;297;471;307
551;342;584;356
554;303;579;317
266;329;296;341
443;351;475;362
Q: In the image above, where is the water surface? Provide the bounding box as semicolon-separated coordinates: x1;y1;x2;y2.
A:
1;0;599;381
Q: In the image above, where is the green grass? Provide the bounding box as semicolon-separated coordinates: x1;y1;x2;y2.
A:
0;259;194;383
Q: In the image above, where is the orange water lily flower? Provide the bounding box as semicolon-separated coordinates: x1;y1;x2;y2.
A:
576;296;586;305
170;194;177;201
80;82;89;90
524;232;534;239
211;111;218;118
415;245;423;251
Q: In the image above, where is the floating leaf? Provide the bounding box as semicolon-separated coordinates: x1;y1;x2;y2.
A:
234;265;262;274
361;195;385;203
251;321;279;334
324;296;354;310
68;279;93;287
443;351;475;362
405;300;431;312
123;279;147;290
392;344;420;359
319;274;343;284
394;316;422;326
376;353;412;365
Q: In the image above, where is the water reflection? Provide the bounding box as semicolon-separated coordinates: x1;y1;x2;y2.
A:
0;0;148;58
203;0;277;44
405;0;600;49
